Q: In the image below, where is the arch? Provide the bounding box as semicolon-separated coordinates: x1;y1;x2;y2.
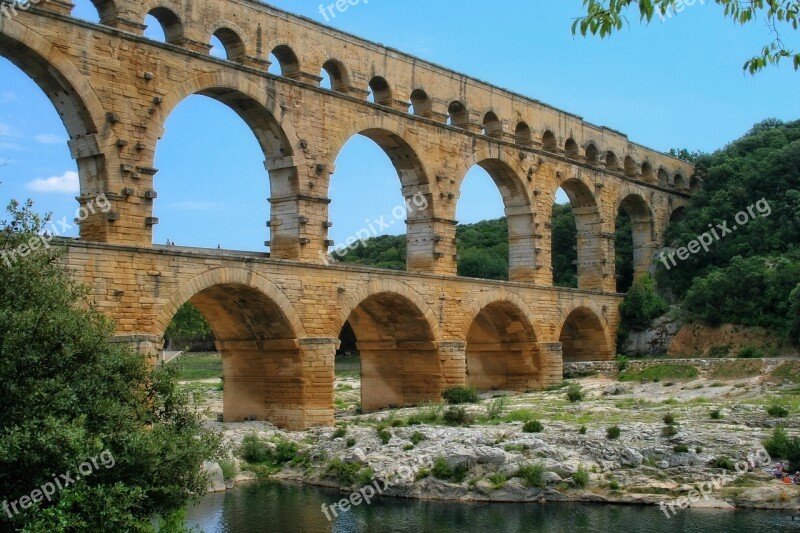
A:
515;122;533;147
558;304;613;362
368;76;392;106
321;58;350;93
156;73;297;162
210;27;246;62
458;151;536;282
542;130;557;152
690;176;701;193
459;290;544;343
89;0;117;23
641;161;654;182
605;150;619;171
482;111;502;138
409;89;432;117
564;138;580;159
585;143;600;165
554;177;604;290
624;156;638;177
669;205;687;224
145;6;184;44
657;168;670;187
673;173;686;190
447;101;469;127
336;281;441;412
270;45;300;77
616;193;656;288
157;268;310;427
0;17;115;215
466;298;542;392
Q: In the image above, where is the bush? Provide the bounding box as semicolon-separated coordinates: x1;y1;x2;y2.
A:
219;459;237;481
573;465;589;488
661;425;679;437
708;345;732;358
346;437;357;448
763;428;800;471
273;439;300;464
411;431;426;445
326;459;362;486
240;433;273;464
566;383;585;403
443;406;475;426
579;425;587;435
673;444;689;453
767;403;790;418
486;396;508;419
606;426;621;440
442;386;479;404
711;456;736;471
431;457;468;483
738;345;765;359
616;355;630;372
523;420;544;433
710;409;722;420
488;472;507;490
663;412;676;425
356;467;376;486
617;275;670;344
377;427;392;445
332;426;347;439
515;463;546;489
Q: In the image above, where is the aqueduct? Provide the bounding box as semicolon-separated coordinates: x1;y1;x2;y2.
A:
0;0;695;429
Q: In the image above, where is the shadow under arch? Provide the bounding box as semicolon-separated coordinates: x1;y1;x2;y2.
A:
0;17;118;239
616;192;656;286
462;291;544;392
557;303;613;363
553;176;604;290
156;268;311;428
457;149;537;282
334;280;441;412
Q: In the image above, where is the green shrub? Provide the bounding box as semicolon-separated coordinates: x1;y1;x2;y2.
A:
767;403;789;418
219;459;237;481
579;425;587;435
663;413;676;425
708;345;732;358
616;355;630;372
240;433;272;464
609;479;621;491
431;457;468;483
346;437;357;448
403;444;415;451
673;444;689;453
738;345;765;359
332;425;347;439
442;386;479;404
763;428;800;471
566;383;585;403
415;468;430;480
606;426;621;440
711;456;736;471
696;447;704;454
617;275;670;344
356;467;376;486
411;431;426;445
273;439;300;464
377;427;392;445
573;465;589;488
486;396;508;419
661;425;679;437
488;472;507;490
523;420;544;433
710;409;722;420
515;463;546;489
326;459;362;486
443;406;475;426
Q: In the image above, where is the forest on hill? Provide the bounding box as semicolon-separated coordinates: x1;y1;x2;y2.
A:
166;120;800;350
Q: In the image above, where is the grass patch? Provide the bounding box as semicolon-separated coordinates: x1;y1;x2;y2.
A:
219;459;236;480
515;463;546;489
573;465;589;488
708;360;763;380
618;364;698;383
171;352;223;381
485;396;508;419
766;403;790;418
443;406;475;427
771;362;800;384
488;472;507;490
431;457;468;483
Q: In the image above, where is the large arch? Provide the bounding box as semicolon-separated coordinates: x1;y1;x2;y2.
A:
335;281;441;413
616;193;656;286
457;149;537;282
554;176;604;290
558;303;613;362
325;116;439;272
462;292;543;392
0;17;116;240
156;268;311;428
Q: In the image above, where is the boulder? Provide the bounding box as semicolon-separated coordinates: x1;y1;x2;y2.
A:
203;462;227;493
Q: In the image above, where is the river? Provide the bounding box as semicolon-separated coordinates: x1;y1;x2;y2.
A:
186;481;800;532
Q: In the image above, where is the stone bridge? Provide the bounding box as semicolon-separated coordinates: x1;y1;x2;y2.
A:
0;0;695;429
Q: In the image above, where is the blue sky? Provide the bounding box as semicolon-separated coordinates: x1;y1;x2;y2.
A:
1;0;798;251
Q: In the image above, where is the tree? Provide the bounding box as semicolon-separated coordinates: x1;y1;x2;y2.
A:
164;302;215;352
0;199;220;531
573;0;800;73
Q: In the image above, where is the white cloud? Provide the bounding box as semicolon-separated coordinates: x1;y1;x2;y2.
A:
26;170;79;194
0;92;16;104
35;133;64;145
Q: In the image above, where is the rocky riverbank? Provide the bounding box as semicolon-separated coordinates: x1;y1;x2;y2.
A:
192;359;800;512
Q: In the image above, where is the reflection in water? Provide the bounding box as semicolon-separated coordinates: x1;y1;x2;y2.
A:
187;481;799;533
